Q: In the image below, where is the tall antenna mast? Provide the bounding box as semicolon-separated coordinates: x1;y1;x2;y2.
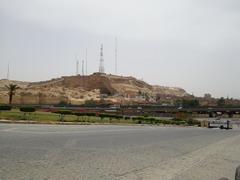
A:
7;63;10;80
76;57;79;75
85;48;88;75
82;60;84;76
99;44;105;73
115;37;118;75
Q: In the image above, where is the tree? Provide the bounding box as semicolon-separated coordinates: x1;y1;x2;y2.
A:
5;84;20;104
175;99;199;108
217;97;225;107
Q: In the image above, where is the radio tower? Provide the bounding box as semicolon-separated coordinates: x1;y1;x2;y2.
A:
76;60;79;75
99;44;105;73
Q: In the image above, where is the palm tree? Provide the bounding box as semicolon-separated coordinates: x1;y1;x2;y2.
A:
5;84;19;104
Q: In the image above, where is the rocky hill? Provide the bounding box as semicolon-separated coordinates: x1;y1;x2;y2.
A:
0;73;190;105
153;85;189;97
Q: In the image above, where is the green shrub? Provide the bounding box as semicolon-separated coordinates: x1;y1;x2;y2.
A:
53;110;72;121
84;99;98;106
174;121;186;125
132;116;145;121
186;119;201;126
172;118;184;122
55;110;72;115
115;115;123;119
0;105;12;111
98;113;122;119
146;117;155;121
56;101;69;107
74;112;86;117
85;112;96;116
74;112;96;117
20;107;36;112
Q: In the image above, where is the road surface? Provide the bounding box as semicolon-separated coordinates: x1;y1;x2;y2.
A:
0;124;240;180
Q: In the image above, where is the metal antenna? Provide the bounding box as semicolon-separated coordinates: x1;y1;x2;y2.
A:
115;37;118;75
7;63;10;80
76;56;79;75
85;48;88;75
99;44;105;73
82;60;84;76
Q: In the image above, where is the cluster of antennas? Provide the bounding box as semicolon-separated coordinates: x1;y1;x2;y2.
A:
76;49;88;76
75;38;118;76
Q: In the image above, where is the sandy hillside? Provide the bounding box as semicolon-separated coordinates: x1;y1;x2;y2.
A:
0;73;189;105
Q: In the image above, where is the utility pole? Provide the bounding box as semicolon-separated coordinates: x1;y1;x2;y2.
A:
115;37;118;75
7;63;10;80
85;48;88;75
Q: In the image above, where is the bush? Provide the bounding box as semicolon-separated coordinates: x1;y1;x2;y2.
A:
55;110;72;115
132;116;145;121
84;99;98;106
174;121;186;125
20;107;36;112
146;117;155;121
98;113;123;119
172;118;184;122
74;112;96;117
186;119;201;126
115;115;123;119
175;99;200;108
74;112;86;117
124;116;131;120
86;112;96;116
56;101;69;107
0;105;12;111
53;110;72;121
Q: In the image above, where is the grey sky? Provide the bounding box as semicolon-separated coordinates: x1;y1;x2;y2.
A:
0;0;240;98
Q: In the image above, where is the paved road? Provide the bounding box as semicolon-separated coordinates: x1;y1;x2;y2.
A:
0;124;240;180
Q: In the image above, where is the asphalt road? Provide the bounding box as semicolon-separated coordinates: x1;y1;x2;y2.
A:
0;124;240;180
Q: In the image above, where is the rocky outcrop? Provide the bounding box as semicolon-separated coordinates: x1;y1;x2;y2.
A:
153;85;189;97
0;73;189;105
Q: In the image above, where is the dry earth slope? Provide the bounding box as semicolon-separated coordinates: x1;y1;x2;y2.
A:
0;73;189;105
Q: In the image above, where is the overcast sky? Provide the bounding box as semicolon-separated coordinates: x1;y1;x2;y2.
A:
0;0;240;98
